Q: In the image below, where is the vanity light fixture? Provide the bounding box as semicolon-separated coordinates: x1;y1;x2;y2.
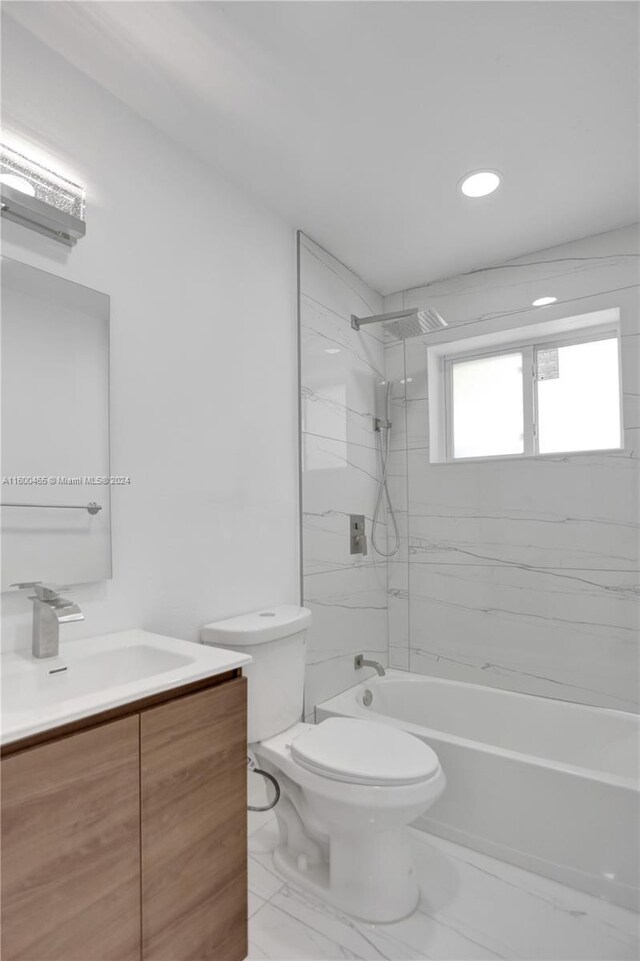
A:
459;170;502;198
0;144;86;246
532;296;558;307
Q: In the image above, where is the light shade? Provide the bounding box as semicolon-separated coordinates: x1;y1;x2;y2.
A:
0;174;35;197
1;144;86;246
460;170;501;198
532;296;558;307
1;145;84;217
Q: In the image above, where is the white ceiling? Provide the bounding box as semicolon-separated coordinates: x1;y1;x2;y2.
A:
4;1;639;293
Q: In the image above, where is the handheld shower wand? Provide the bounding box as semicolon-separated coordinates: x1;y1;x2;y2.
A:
372;381;400;558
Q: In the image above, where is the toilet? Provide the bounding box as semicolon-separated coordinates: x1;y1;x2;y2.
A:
201;605;445;923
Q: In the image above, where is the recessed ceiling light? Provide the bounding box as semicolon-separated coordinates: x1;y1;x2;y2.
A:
459;170;501;198
0;174;35;196
532;296;557;307
324;347;341;354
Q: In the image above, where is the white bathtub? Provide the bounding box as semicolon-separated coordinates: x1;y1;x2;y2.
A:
316;670;640;911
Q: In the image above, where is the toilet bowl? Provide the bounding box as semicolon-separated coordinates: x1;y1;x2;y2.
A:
257;717;444;921
201;606;445;922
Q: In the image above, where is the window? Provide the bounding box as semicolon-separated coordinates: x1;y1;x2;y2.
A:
535;338;620;454
444;326;622;461
451;351;524;458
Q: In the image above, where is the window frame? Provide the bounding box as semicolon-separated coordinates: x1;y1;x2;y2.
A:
443;324;622;463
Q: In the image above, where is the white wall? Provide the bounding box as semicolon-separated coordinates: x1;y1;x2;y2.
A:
1;18;299;651
385;225;640;711
299;234;388;712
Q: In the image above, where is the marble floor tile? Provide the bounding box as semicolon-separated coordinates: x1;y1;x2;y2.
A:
248;820;286;902
249;892;268;919
248;818;639;961
411;832;639;961
264;882;500;960
248;807;277;837
249;900;366;960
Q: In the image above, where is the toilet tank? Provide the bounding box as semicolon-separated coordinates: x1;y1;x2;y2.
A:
200;606;312;743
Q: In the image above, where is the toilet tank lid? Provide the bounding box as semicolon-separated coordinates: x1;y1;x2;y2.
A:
201;605;312;646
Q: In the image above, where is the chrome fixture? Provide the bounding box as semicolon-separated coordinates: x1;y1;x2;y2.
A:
1;144;85;246
1;501;102;515
372;380;399;557
350;514;368;556
351;307;447;339
354;654;386;677
12;582;85;658
374;416;392;431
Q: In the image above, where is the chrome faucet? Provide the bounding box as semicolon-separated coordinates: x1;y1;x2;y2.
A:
13;582;84;658
354;653;386;677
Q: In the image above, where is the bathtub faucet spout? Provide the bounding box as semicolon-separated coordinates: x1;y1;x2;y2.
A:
355;654;386;677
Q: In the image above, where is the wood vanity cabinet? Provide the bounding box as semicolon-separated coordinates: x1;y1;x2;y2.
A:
1;715;141;961
1;673;248;961
140;680;248;961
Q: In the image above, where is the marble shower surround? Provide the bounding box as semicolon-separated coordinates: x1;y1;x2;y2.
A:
384;224;640;711
298;233;389;710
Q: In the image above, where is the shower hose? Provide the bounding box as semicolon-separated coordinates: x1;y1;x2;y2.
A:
372;415;400;558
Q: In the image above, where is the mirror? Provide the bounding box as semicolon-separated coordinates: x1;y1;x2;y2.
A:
1;257;111;590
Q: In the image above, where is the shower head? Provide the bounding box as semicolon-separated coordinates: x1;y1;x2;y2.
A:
384;308;447;340
351;307;447;340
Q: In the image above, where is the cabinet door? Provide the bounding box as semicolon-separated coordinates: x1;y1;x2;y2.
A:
1;716;141;961
140;678;247;961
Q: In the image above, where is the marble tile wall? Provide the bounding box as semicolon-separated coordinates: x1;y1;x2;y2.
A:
384;224;640;712
298;234;389;711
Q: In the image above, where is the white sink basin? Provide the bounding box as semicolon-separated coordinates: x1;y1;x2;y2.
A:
0;629;251;745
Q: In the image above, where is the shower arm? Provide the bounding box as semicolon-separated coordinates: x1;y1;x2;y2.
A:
351;309;424;331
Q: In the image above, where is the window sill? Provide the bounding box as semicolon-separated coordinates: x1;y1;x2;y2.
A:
431;446;626;467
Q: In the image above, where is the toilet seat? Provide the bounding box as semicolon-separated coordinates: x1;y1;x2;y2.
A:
290;717;439;786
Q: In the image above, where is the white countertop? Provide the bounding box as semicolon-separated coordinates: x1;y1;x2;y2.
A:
0;629;251;745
